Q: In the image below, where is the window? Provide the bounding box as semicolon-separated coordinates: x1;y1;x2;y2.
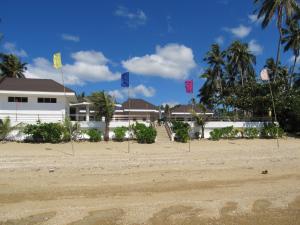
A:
8;97;28;102
37;98;57;103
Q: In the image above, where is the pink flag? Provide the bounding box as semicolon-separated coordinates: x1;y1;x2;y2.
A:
185;80;193;93
260;68;270;81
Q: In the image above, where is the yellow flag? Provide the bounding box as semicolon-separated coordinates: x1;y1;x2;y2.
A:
53;52;62;69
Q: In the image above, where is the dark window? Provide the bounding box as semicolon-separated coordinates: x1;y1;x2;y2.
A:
37;97;57;103
8;97;14;102
8;97;28;102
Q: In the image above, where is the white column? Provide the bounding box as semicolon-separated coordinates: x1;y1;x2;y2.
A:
86;105;90;122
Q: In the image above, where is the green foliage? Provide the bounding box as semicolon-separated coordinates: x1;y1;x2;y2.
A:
113;127;127;142
261;123;284;138
132;122;157;144
209;126;239;140
244;127;260;139
0;117;16;141
0;54;27;78
24;122;64;143
209;129;223;141
89;91;115;141
171;121;190;143
62;118;81;141
86;129;102;142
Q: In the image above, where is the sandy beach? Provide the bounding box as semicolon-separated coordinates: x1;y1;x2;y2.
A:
0;138;299;225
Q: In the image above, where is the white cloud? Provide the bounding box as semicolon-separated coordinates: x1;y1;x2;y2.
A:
114;6;147;28
248;39;263;55
25;50;120;86
248;14;263;25
3;42;28;57
224;25;252;38
289;56;300;65
215;36;224;45
108;84;156;100
61;34;80;42
122;43;196;80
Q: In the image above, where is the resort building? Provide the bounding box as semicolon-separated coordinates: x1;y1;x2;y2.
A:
169;104;213;121
0;77;76;125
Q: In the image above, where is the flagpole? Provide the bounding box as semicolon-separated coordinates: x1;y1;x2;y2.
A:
54;52;74;156
268;80;279;149
128;87;130;153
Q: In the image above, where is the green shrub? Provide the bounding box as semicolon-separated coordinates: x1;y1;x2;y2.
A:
114;127;127;142
87;129;102;142
171;121;190;143
261;123;284;138
209;128;222;140
132;123;157;144
24;122;64;143
244;127;259;139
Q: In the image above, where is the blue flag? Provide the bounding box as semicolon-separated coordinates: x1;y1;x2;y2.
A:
121;72;129;87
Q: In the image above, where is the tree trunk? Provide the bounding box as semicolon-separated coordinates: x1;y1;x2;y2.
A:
104;121;109;141
274;7;283;82
201;125;205;139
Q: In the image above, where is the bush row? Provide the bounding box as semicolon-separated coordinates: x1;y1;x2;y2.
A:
209;123;284;141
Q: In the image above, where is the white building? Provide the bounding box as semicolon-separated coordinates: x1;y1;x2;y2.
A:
0;77;76;125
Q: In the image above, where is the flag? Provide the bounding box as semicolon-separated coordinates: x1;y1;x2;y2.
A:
53;52;62;69
185;80;193;93
260;68;269;81
121;72;129;87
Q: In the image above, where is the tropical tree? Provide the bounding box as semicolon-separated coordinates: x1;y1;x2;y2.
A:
0;117;23;141
204;43;225;92
282;18;300;85
164;104;171;121
226;41;256;87
0;54;27;78
89;91;115;141
198;68;220;109
254;0;300;81
191;103;208;139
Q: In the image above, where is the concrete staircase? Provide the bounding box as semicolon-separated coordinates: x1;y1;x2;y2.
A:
156;125;171;143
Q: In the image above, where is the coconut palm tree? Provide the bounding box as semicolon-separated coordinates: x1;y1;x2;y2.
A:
198;68;219;109
226;41;256;87
191;103;207;139
90;91;115;141
164;104;171;121
282;18;300;85
254;0;300;81
204;44;225;92
0;54;27;78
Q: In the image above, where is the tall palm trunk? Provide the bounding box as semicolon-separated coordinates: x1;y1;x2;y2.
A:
274;7;283;82
104;119;110;141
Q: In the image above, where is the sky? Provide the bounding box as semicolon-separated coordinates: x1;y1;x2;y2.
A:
0;0;296;106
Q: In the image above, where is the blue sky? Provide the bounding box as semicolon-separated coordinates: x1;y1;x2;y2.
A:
0;0;295;106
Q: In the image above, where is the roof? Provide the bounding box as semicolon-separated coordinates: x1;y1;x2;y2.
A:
122;99;158;110
0;77;75;93
171;104;213;114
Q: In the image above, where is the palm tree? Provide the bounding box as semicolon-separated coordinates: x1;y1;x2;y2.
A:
164;104;171;121
204;44;225;92
198;68;220;109
191;103;207;139
282;18;300;85
0;54;27;78
226;41;256;87
254;0;300;81
0;117;23;141
90;91;115;141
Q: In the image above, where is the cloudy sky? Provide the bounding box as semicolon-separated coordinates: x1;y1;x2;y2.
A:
0;0;294;105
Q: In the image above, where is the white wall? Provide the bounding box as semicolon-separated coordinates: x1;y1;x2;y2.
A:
0;94;70;124
189;121;266;138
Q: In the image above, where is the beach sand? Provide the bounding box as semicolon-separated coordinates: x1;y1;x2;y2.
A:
0;138;299;225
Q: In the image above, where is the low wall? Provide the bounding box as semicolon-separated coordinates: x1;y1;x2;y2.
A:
192;121;266;139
